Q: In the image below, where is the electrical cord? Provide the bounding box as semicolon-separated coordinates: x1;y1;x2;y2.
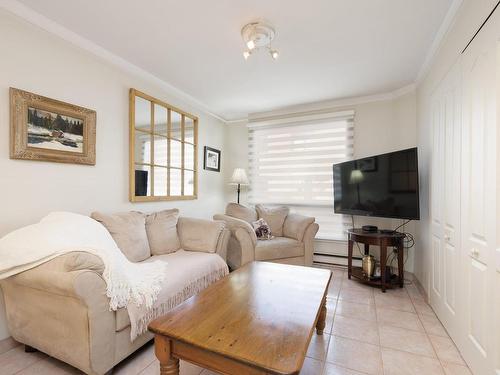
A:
393;218;412;233
395;220;415;285
350;215;364;257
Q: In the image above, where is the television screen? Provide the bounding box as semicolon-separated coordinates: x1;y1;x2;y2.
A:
333;147;420;220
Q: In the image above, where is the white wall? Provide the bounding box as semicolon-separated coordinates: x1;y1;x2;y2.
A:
0;10;228;339
224;120;249;205
226;91;418;270
414;0;498;292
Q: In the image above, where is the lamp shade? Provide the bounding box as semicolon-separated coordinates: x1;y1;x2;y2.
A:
230;168;249;185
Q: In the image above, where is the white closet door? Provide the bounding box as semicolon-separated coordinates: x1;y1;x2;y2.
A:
460;11;498;374
429;61;461;338
430;89;444;308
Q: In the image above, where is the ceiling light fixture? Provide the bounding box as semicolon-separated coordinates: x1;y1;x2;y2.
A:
241;21;279;61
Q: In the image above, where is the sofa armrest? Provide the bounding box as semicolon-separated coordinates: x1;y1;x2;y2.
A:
177;217;225;253
303;222;319;266
213;214;257;246
213;214;257;269
215;227;230;261
1;253;115;375
283;213;316;242
7;253;107;303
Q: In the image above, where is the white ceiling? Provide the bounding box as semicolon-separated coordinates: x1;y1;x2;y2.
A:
16;0;453;121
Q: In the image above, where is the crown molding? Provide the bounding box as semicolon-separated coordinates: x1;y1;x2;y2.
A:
415;0;463;85
1;0;460;125
0;0;229;123
246;83;416;123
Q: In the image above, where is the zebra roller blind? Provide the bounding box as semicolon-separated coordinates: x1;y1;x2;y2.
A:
248;110;354;239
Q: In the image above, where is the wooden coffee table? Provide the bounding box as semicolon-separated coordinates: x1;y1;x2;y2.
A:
148;261;331;375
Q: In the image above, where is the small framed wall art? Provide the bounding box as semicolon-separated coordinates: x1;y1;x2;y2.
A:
203;146;221;172
10;88;96;165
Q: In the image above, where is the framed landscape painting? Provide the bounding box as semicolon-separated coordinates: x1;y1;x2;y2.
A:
10;88;96;165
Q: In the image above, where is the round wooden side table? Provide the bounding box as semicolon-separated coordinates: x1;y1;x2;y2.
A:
347;229;406;292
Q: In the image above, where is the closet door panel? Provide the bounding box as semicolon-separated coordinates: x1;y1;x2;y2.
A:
429;60;461;336
431;235;442;297
467;258;488;356
460;22;497;374
442;68;461;318
444;242;457;313
496;270;500;374
430;97;444;302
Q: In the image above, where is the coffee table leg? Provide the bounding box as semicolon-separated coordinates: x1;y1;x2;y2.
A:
154;335;179;375
316;296;327;335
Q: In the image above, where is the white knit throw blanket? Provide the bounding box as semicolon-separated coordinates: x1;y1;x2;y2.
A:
0;212;168;338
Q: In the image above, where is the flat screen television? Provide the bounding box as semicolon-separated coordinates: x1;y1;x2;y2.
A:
333;147;420;220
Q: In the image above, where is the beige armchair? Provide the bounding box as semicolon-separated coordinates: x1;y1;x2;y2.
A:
214;203;319;270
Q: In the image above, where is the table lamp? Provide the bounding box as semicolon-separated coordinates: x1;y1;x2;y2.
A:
229;168;249;204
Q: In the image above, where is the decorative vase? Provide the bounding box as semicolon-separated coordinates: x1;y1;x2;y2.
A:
362;255;376;278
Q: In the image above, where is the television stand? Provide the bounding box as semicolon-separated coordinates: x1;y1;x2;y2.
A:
347;229;406;292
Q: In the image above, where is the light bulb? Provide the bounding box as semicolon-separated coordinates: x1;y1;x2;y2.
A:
246;40;256;50
270;49;279;60
243;50;251;60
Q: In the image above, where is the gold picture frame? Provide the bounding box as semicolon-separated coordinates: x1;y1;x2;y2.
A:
10;88;96;165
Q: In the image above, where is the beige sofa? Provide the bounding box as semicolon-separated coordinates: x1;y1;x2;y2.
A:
0;210;230;375
214;203;319;269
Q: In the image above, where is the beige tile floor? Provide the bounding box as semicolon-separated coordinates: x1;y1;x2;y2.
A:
0;267;473;375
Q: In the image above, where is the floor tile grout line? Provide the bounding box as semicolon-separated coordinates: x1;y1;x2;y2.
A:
409;287;447;373
10;351;46;375
137;356;160;375
336;268;472;373
323;361;374;375
328;329;443;363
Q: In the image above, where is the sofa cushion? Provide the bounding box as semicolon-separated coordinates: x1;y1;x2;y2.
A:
91;211;150;262
255;205;289;237
177;217;224;253
145;209;181;255
255;237;304;261
226;203;257;223
114;249;228;332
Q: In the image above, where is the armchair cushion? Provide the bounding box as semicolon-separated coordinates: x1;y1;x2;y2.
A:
145;209;181;255
255;237;304;261
91;211;150;262
283;213;315;242
177;217;224;253
226;203;257;223
255;205;289;237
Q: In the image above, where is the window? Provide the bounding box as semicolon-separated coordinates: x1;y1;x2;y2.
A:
248;110;354;239
130;89;197;202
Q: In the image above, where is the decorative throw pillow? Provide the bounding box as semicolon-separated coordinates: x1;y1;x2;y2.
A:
145;209;181;255
91;211;150;262
255;204;289;237
177;217;224;253
252;219;273;240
